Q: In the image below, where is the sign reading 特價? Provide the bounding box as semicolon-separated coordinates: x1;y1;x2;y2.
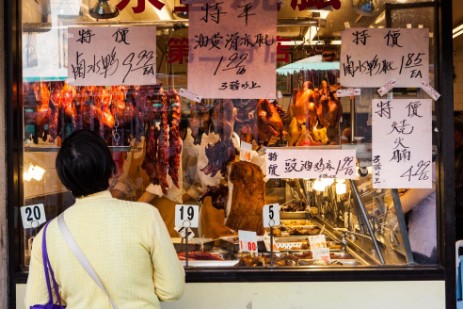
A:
187;1;278;99
340;28;429;88
372;99;432;188
68;25;157;86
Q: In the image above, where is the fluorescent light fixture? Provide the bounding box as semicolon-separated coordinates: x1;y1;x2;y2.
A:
304;26;318;43
454;24;463;39
24;164;46;182
313;179;325;192
336;182;347;195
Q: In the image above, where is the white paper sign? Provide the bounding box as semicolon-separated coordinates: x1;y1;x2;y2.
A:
336;88;361;97
238;230;258;253
265;148;357;179
311;248;331;260
174;226;195;240
179;88;203;103
420;82;441;101
262;203;280;227
372;99;432;188
188;1;278;99
308;235;330;260
377;79;398;97
340;28;429;88
20;204;46;229
308;235;327;250
175;204;200;228
68;25;157;86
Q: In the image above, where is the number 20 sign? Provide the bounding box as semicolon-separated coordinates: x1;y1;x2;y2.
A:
20;204;46;229
175;204;199;228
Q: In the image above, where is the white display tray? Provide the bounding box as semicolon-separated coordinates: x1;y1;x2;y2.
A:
181;260;239;267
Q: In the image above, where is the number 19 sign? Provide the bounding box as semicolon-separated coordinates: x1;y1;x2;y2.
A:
175;204;199;228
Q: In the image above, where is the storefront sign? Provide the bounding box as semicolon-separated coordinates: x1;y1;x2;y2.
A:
340;28;429;88
372;99;432;188
187;1;278;99
336;88;361;97
67;25;157;86
265;148;357;179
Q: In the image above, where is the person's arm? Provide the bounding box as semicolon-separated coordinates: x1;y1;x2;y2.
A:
148;207;185;301
399;183;435;213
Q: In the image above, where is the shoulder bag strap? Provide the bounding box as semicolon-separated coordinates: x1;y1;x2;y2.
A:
57;214;119;309
42;220;63;307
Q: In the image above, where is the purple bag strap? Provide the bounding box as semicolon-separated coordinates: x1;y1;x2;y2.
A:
42;220;63;306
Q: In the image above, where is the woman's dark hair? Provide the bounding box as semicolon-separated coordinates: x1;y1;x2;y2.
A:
56;129;115;198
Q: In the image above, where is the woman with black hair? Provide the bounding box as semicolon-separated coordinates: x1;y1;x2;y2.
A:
25;129;184;308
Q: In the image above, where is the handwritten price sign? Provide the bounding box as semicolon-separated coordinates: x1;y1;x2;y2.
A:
68;25;157;86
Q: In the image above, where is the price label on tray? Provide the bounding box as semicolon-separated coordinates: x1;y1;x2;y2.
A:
312;248;331;261
263;203;280;227
309;235;330;260
175;204;199;228
308;235;327;249
238;230;258;254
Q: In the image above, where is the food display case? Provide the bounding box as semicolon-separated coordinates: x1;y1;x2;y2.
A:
172;175;413;268
7;0;456;308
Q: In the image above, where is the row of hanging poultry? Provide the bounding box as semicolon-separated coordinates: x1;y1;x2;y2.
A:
23;80;343;194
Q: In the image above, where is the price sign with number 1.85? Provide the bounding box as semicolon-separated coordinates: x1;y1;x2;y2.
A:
175;204;199;228
263;203;280;227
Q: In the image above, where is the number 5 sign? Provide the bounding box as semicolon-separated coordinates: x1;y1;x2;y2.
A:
175;204;199;228
263;203;280;227
20;204;46;229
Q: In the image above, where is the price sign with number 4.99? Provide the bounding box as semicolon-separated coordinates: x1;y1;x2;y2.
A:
263;203;280;227
175;204;199;228
20;204;46;229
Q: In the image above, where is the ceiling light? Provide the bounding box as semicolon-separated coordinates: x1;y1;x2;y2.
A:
90;0;119;19
24;164;46;182
454;24;463;39
352;0;384;17
304;26;318;43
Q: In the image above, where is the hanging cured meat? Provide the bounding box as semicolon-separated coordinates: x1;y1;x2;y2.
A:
200;184;229;210
234;99;257;144
141;124;161;185
168;89;182;188
225;161;265;235
288;81;317;146
48;83;62;142
141;87;183;195
32;82;51;143
201;99;237;178
316;81;342;144
256;99;286;146
25;81;184;194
